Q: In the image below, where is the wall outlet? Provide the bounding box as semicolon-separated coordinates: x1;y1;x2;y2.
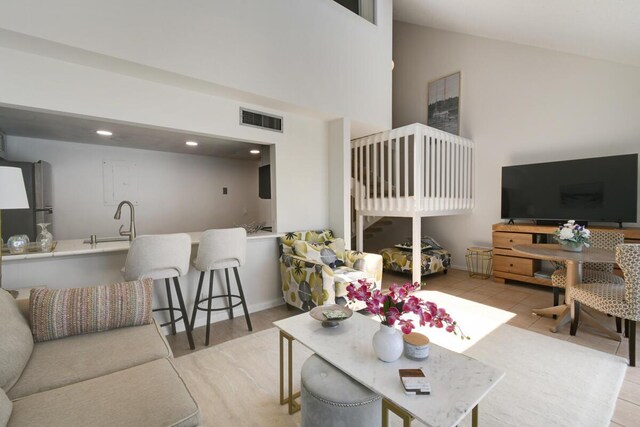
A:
223;187;228;195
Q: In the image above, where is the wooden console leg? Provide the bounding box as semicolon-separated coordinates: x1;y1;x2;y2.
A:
493;277;506;284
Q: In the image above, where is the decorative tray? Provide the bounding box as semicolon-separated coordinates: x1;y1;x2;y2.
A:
1;241;57;255
309;304;353;328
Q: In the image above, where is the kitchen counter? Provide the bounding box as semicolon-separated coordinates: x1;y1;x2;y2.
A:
2;229;285;335
2;230;283;261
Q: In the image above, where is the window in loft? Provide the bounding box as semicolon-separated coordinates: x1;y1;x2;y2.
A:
333;0;376;24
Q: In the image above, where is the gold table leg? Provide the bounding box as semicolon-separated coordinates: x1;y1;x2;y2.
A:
382;399;479;427
279;330;300;414
382;398;413;427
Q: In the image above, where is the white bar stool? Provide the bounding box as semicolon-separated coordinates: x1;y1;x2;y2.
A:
123;233;195;350
190;228;252;346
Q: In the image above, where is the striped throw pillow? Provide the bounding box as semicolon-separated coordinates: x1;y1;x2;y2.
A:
30;279;154;342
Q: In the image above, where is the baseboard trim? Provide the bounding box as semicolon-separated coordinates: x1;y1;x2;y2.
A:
161;297;285;335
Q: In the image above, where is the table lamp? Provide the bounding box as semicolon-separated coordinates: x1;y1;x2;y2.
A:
0;166;29;288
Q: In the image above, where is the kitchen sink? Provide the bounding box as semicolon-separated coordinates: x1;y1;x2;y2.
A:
83;236;130;244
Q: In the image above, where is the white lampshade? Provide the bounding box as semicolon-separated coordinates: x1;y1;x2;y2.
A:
0;166;29;209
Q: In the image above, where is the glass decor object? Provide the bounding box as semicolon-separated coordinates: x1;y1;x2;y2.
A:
36;223;54;252
8;234;30;254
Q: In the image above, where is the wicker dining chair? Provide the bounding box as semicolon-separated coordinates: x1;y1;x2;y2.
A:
569;244;640;366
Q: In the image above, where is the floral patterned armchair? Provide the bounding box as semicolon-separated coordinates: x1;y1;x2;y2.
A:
279;230;383;311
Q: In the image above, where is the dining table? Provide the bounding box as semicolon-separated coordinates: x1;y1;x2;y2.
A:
511;243;620;341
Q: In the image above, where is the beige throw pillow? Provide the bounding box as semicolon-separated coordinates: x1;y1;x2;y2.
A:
30;279;154;343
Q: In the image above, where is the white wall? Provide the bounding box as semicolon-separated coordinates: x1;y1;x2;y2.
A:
0;0;393;131
393;23;640;268
0;46;330;233
6;136;262;240
328;118;351;244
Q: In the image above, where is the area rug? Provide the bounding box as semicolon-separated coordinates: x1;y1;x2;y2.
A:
175;301;627;427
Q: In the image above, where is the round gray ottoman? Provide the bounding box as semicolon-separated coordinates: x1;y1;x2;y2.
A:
301;354;381;427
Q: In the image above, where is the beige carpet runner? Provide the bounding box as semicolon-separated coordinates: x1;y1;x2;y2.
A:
175;293;626;426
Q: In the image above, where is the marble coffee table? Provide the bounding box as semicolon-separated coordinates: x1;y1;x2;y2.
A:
274;312;504;427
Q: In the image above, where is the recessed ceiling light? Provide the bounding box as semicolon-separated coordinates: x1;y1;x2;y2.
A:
96;130;113;136
250;149;260;154
186;141;198;147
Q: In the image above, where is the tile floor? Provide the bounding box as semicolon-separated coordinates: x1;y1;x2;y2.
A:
166;268;640;426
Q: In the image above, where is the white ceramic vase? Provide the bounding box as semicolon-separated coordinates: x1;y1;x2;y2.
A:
372;323;403;362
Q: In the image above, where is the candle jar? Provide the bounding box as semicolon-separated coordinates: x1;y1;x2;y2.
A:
403;332;430;360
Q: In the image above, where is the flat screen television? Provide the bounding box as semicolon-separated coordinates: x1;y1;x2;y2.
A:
501;154;638;224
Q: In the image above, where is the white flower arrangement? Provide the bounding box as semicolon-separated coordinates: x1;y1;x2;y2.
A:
555;220;590;247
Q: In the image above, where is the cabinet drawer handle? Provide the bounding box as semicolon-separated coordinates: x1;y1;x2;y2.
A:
509;239;513;242
510;264;514;267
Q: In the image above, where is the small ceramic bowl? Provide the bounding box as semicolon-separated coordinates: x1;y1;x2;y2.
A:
403;332;430;360
309;304;353;328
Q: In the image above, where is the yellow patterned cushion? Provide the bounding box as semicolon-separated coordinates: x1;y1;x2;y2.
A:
293;241;341;268
30;279;154;343
325;238;346;261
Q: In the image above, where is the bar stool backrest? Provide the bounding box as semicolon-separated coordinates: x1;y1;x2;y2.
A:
194;228;246;272
124;234;192;281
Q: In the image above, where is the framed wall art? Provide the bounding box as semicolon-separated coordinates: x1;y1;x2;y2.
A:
427;72;461;135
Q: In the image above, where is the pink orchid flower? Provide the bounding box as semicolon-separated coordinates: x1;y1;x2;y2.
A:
402;296;421;314
345;280;469;340
386;307;401;326
398;319;415;334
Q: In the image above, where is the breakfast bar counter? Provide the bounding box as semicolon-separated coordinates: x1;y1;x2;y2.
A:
2;230;280;261
2;230;284;334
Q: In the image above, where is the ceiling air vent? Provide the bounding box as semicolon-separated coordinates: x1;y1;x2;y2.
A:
240;108;283;133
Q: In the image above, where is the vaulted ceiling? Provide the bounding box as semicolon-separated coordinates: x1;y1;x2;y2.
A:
394;0;640;68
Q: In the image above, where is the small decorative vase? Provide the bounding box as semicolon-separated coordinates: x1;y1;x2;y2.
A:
7;234;30;254
559;241;583;252
372;323;403;362
36;223;54;252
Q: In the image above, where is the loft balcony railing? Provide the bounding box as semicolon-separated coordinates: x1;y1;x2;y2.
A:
351;123;475;218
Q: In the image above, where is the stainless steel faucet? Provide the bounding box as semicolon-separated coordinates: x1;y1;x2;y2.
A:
114;200;136;242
